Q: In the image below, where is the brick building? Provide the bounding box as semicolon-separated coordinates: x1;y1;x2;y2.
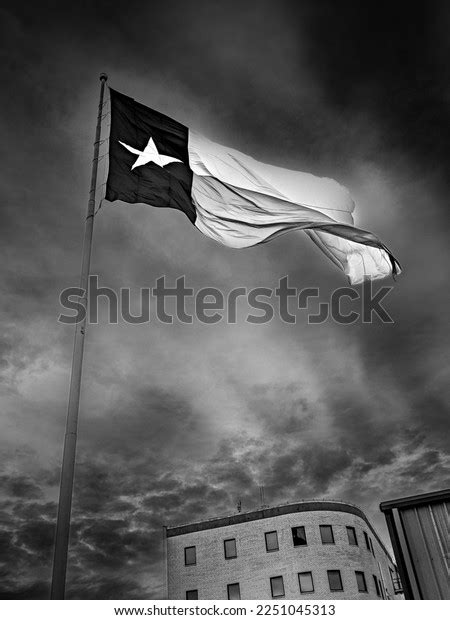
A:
164;499;402;600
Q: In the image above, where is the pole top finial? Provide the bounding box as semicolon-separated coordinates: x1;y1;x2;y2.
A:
99;73;108;82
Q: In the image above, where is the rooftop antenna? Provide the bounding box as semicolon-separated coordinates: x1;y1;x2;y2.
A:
259;485;268;508
237;498;242;513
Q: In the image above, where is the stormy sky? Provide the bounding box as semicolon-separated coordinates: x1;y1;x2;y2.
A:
1;0;449;600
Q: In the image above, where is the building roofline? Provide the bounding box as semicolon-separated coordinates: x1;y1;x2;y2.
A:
380;488;450;512
166;498;363;533
165;499;394;562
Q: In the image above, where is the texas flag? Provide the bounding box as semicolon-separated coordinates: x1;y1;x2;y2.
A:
106;89;400;284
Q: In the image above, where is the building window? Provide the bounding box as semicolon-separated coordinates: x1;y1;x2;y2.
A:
292;526;307;546
224;538;237;559
363;532;370;551
184;546;196;566
227;583;241;600
369;538;375;556
346;526;358;546
320;525;335;544
327;570;343;592
270;576;285;598
265;531;279;552
355;571;367;592
298;571;314;593
389;567;394;588
390;567;403;594
373;575;381;597
186;590;198;600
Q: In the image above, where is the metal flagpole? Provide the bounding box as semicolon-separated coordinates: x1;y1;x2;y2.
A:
51;73;108;599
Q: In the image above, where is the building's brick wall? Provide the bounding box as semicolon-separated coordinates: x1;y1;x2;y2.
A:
166;505;401;600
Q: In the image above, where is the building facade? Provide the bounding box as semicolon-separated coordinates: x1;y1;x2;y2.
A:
164;500;402;600
380;488;450;600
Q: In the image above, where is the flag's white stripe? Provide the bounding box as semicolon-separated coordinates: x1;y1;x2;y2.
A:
192;174;319;246
187;131;398;284
306;229;393;283
189;131;355;217
191;175;393;283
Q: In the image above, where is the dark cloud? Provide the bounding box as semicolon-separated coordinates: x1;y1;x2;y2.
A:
67;576;151;601
0;476;43;500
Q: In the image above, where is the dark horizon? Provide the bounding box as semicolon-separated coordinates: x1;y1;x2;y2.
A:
0;0;449;599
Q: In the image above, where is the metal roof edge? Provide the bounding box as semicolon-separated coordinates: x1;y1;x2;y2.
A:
380;488;450;512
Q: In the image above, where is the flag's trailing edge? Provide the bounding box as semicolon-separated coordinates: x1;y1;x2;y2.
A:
105;88;401;284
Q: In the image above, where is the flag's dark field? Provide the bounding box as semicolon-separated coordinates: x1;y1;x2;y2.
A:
106;89;195;223
0;0;449;600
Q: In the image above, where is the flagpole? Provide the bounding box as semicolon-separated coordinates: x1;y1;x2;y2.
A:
51;73;108;600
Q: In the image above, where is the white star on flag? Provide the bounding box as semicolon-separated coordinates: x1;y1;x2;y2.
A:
118;136;182;170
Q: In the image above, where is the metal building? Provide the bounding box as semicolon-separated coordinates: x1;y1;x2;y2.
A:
380;489;450;600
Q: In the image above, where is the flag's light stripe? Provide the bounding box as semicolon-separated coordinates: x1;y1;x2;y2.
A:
188;131;356;216
188;131;399;284
191;174;395;284
306;229;394;283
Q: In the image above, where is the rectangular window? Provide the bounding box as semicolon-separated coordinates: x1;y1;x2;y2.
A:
364;532;370;551
270;576;285;598
390;567;402;593
320;525;335;544
265;531;279;552
292;526;307;546
327;570;343;591
298;571;314;593
227;583;241;600
355;571;367;592
346;526;358;546
186;590;198;600
184;546;196;566
373;575;381;597
224;538;237;559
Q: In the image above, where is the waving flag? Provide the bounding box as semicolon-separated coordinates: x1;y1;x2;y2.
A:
106;88;400;284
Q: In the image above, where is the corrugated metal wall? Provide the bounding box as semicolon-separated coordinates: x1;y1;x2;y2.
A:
399;500;449;599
